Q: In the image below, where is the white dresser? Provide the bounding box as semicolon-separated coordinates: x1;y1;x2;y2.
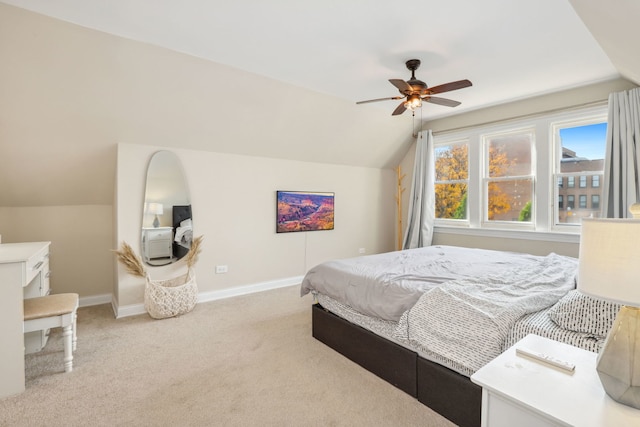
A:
0;241;51;398
142;227;173;261
471;334;640;427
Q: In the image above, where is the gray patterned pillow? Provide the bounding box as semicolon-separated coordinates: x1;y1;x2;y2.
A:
548;290;621;337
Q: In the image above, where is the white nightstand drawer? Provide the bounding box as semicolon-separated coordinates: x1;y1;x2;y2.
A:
147;228;172;240
484;391;559;427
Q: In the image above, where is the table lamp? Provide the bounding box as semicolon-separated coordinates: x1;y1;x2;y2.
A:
146;203;164;228
578;218;640;408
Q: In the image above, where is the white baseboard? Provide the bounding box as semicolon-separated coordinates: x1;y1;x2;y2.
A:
79;293;112;308
113;275;304;319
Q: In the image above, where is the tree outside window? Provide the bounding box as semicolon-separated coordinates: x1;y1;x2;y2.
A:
484;131;533;222
435;142;468;219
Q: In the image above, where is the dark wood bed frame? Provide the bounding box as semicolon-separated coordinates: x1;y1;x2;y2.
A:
312;303;482;427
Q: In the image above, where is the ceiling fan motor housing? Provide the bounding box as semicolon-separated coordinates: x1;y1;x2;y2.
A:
404;59;427;95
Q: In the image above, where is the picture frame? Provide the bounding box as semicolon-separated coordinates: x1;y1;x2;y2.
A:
276;191;335;233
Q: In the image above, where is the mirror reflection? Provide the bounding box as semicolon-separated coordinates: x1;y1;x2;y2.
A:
142;151;193;266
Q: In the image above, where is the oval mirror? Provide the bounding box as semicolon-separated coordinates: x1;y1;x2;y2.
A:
141;151;192;266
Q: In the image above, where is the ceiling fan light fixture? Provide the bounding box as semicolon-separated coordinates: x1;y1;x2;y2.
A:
404;94;422;110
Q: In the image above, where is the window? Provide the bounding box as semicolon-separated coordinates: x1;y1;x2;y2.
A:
554;120;606;225
483;130;533;223
434;141;469;220
579;195;587;209
579;176;587;188
431;104;607;235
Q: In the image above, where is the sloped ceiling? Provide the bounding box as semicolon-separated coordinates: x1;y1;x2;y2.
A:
570;0;640;86
0;1;638;207
1;0;628;118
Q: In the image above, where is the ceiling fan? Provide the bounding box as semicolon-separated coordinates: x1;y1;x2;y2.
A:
357;59;472;116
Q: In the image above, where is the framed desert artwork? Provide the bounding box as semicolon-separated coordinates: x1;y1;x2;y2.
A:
276;191;335;233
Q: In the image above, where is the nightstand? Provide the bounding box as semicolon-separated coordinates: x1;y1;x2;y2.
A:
142;227;173;262
471;334;640;427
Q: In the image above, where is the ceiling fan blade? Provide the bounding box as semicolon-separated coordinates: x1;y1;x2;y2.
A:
423;96;461;107
392;101;407;116
426;79;472;95
356;96;403;105
389;79;413;93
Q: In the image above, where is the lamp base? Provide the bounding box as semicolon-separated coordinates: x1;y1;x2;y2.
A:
153;215;159;228
596;305;640;408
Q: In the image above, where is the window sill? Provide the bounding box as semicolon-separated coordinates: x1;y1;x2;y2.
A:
434;225;580;244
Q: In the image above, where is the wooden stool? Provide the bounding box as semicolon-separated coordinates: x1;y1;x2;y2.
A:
23;293;79;373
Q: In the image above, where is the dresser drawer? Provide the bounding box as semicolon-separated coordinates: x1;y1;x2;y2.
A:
25;245;49;284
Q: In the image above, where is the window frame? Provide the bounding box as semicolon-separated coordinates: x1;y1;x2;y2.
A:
432;104;607;237
551;109;608;232
579;194;587;209
579;175;587;188
433;139;470;221
433;137;471;225
481;127;535;227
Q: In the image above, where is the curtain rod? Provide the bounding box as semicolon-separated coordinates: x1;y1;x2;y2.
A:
427;99;608;137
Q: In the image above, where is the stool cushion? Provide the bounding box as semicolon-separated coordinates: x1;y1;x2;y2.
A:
24;293;79;321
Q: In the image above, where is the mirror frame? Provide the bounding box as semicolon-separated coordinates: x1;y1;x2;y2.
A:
141;151;192;266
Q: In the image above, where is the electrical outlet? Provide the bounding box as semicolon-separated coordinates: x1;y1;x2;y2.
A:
358;248;366;254
215;265;228;274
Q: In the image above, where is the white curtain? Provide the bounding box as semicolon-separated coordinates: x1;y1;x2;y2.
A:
603;87;640;218
402;130;435;249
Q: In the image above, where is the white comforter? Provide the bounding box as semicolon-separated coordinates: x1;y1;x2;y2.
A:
300;245;577;322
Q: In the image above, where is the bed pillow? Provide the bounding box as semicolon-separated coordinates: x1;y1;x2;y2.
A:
548;290;621;337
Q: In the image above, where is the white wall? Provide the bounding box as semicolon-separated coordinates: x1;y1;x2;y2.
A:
115;143;395;315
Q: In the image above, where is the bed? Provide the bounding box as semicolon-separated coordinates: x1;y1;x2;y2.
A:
301;245;619;427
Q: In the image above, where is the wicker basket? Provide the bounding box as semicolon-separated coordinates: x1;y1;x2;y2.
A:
144;270;198;319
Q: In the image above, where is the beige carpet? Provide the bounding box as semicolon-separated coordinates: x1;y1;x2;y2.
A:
0;285;455;427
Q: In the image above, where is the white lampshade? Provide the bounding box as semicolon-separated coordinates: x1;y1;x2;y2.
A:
578;218;640;307
146;203;164;216
579;217;640;409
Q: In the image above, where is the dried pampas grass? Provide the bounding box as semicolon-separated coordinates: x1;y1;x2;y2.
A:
185;235;203;270
114;236;203;279
113;241;147;278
